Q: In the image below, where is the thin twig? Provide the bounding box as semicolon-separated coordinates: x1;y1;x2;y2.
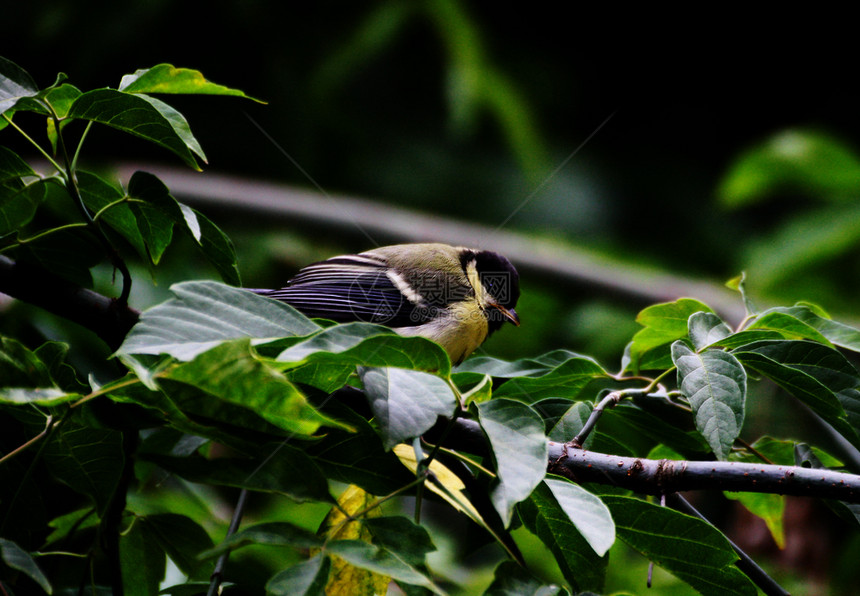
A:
207;489;250;596
666;494;789;596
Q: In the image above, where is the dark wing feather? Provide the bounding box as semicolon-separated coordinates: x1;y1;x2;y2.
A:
251;256;435;327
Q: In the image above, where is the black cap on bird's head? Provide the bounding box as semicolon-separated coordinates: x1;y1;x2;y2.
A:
463;249;521;333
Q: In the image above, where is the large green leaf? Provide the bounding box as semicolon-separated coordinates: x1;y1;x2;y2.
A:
117;280;321;361
544;477;615;556
267;554;330;596
0;56;40;114
601;495;757;595
126;171;179;264
484;560;570;596
626;298;714;372
458;350;607;402
119;64;264;102
532;398;593;445
672;342;746;460
68;88;206;169
277;322;451;376
193;207;241;285
304;400;414;495
144;442;332;503
766;304;860;352
518;480;607;592
325;540;439;591
477;398;547;526
16;225;103;288
688;311;732;351
358;366;456;449
43;422;124;516
136;513;214;577
364;516;436;568
745;311;832;345
120;515;166;596
0;146;46;234
77;170;148;261
200;521;323;559
0;538;52;594
0;336;74;405
166;339;340;436
732;340;860;446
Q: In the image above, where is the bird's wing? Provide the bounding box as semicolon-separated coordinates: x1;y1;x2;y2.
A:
251;255;435;327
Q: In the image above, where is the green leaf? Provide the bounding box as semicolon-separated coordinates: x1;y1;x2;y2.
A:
533;398;593;444
458;350;607;402
137;513;214;577
77;170;148;260
145;442;332;503
1;337;49;385
277;322;451;376
477;398;547;526
518;480;607;592
0;56;40;114
67;88;206;169
119;64;265;102
266;554;331;596
724;490;786;549
766;305;860;352
543;477;615;556
605;403;709;456
192;207;241;285
42;422;124;516
325;540;438;591
484;560;570;596
166;339;341;436
200;521;323;559
305;399;414;495
364;516;436;568
719;129;860;207
117;280;321;361
746;311;832;345
0;146;46;234
602;495;757;595
126;173;176;264
358;367;456;449
44;507;98;546
120;516;166;596
17;225;103;288
627;298;714;372
732;340;859;440
688;311;732;351
43;83;81;117
0;538;52;594
672;342;746;460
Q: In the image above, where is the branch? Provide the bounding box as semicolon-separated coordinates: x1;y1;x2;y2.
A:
426;417;860;502
548;440;860;501
113;162;748;324
0;254;139;352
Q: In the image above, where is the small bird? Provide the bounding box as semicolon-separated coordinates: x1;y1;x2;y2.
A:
251;243;520;364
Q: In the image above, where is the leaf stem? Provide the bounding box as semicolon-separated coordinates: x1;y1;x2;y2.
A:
51;111;132;305
2;113;64;171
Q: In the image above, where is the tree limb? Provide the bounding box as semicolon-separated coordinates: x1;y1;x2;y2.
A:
426;416;860;502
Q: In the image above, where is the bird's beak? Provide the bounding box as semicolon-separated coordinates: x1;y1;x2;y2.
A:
491;303;520;326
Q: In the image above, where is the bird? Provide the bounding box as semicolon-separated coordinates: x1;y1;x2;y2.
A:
250;243;520;364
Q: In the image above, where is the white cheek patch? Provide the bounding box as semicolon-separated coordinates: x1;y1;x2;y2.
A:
465;259;485;304
386;270;425;305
